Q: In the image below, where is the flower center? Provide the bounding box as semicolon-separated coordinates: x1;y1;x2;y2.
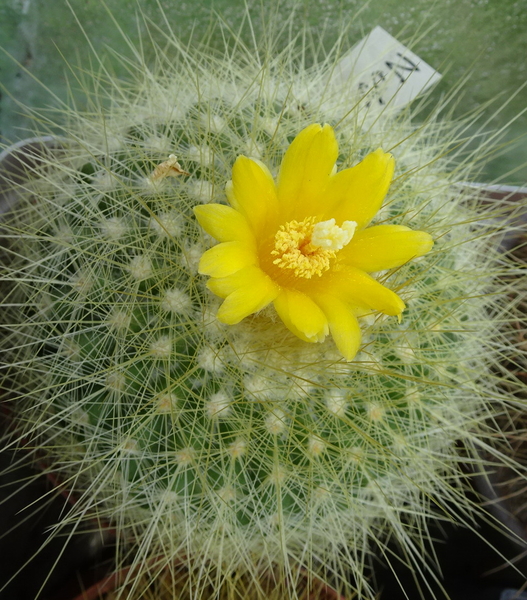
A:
271;217;357;279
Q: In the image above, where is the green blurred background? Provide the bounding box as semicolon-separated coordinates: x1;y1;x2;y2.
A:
1;0;526;183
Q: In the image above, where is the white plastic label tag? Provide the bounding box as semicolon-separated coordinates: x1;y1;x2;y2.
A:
328;26;442;112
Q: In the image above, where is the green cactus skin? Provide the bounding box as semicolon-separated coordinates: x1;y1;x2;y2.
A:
1;10;526;600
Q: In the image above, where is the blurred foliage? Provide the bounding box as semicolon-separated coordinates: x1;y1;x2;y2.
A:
1;0;526;182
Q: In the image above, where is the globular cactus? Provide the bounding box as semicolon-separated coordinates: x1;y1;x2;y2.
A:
1;9;526;600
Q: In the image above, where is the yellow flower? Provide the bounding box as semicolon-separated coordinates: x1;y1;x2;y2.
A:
194;124;433;361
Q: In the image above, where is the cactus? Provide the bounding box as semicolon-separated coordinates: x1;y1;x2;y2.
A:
1;8;526;600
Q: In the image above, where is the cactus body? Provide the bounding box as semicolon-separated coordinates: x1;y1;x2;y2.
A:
1;11;525;599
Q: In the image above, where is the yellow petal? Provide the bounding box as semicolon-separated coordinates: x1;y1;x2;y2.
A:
277;123;338;220
207;265;278;300
215;268;280;324
193;204;254;245
314;295;362;361
198;241;257;278
340;225;434;272
323;149;395;229
273;289;329;343
229;156;279;234
327;266;405;316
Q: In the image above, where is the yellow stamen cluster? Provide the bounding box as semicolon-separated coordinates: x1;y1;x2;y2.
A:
271;217;356;279
272;217;329;278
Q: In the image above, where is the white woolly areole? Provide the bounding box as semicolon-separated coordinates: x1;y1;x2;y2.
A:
107;309;131;331
265;409;287;435
206;391;232;418
396;344;416;364
175;447;195;466
150;336;172;358
311;219;357;251
150;212;183;238
93;172;117;192
188;144;214;166
392;433;409;454
367;403;385;421
308;435;326;457
104;133;123;152
217;486;236;503
128;255;153;280
181;243;204;273
155;393;179;414
268;465;288;486
70;407;90;427
61;339;81;361
145;134;171;152
349;446;366;464
245;139;264;158
105;372;126;392
54;225;73;245
314;486;332;501
262;116;280;136
161;288;191;314
121;438;140;454
70;272;93;295
159;489;180;506
405;387;422;404
197;346;224;374
38;293;53;314
202;302;227;340
227;438;247;459
199;113;225;133
325;389;348;416
244;374;275;401
188;179;215;203
140;175;166;195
